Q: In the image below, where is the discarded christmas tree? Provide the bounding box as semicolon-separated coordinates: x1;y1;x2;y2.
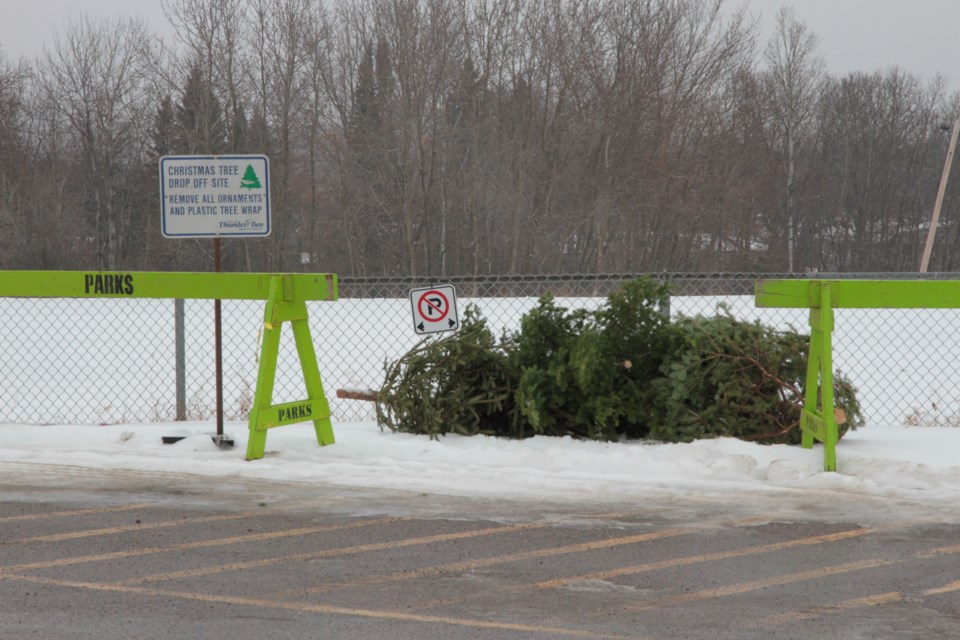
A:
512;278;671;440
375;305;521;439
374;277;863;445
649;310;863;444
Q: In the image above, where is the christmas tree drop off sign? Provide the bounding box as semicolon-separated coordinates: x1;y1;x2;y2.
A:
160;155;270;237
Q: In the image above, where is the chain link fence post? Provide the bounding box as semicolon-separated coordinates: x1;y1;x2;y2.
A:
175;298;186;421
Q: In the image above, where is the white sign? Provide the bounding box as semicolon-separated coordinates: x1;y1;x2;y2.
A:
410;285;459;334
160;155;271;238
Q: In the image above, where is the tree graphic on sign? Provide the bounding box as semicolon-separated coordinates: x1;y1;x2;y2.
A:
240;164;261;189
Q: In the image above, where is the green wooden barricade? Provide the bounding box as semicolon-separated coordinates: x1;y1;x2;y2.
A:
0;270;338;460
756;278;960;472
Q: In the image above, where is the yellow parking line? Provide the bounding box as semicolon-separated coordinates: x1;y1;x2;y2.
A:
4;510;265;545
759;591;904;626
267;517;787;602
924;580;960;596
622;558;897;612
269;527;695;600
2;573;645;640
739;537;960;626
534;527;872;589
916;543;960;558
0;502;157;522
121;521;565;585
407;525;873;613
0;516;404;573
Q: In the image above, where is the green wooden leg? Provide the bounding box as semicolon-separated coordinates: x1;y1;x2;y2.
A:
247;317;281;461
802;306;820;451
819;284;837;472
800;283;838;471
291;315;334;446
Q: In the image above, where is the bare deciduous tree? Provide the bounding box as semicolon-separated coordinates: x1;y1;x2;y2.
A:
763;6;824;272
2;0;958;276
37;16;153;270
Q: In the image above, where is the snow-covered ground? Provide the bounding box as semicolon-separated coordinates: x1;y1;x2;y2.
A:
4;292;960;525
3;418;960;524
8;294;960;426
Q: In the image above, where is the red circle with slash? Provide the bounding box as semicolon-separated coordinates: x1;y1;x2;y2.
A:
417;290;450;323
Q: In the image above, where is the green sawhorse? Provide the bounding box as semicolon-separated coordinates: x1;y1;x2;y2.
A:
0;270;338;460
756;278;960;472
245;274;335;460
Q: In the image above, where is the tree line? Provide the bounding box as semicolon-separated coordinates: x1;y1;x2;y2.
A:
1;0;959;276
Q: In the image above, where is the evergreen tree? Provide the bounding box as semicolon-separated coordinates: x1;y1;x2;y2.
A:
246;107;273;156
348;42;379;145
374;39;393;113
375;278;863;446
227;100;248;153
510;294;591;437
376;306;520;438
512;279;671;440
650;312;863;444
176;63;225;154
447;56;483;128
151;94;178;157
348;38;394;149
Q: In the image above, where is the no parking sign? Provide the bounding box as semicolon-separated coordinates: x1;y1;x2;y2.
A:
409;285;459;335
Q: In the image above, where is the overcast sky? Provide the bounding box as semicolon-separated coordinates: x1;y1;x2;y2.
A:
2;0;960;92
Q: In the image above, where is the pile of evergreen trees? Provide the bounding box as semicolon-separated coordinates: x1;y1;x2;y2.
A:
375;277;862;444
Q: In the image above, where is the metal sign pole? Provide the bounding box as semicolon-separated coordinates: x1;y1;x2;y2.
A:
213;237;231;446
158;154;271;449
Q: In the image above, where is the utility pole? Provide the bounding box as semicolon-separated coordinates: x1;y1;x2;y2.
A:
920;118;960;272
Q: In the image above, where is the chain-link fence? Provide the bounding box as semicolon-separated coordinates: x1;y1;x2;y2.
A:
2;272;959;427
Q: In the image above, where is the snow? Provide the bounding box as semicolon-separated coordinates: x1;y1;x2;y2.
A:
6;294;960;427
5;293;960;524
3;418;960;524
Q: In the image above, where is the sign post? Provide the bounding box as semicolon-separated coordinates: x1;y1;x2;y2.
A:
212;237;226;445
409;285;459;335
159;155;271;447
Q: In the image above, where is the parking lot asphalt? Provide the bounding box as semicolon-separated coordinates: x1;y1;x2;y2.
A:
1;462;959;639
